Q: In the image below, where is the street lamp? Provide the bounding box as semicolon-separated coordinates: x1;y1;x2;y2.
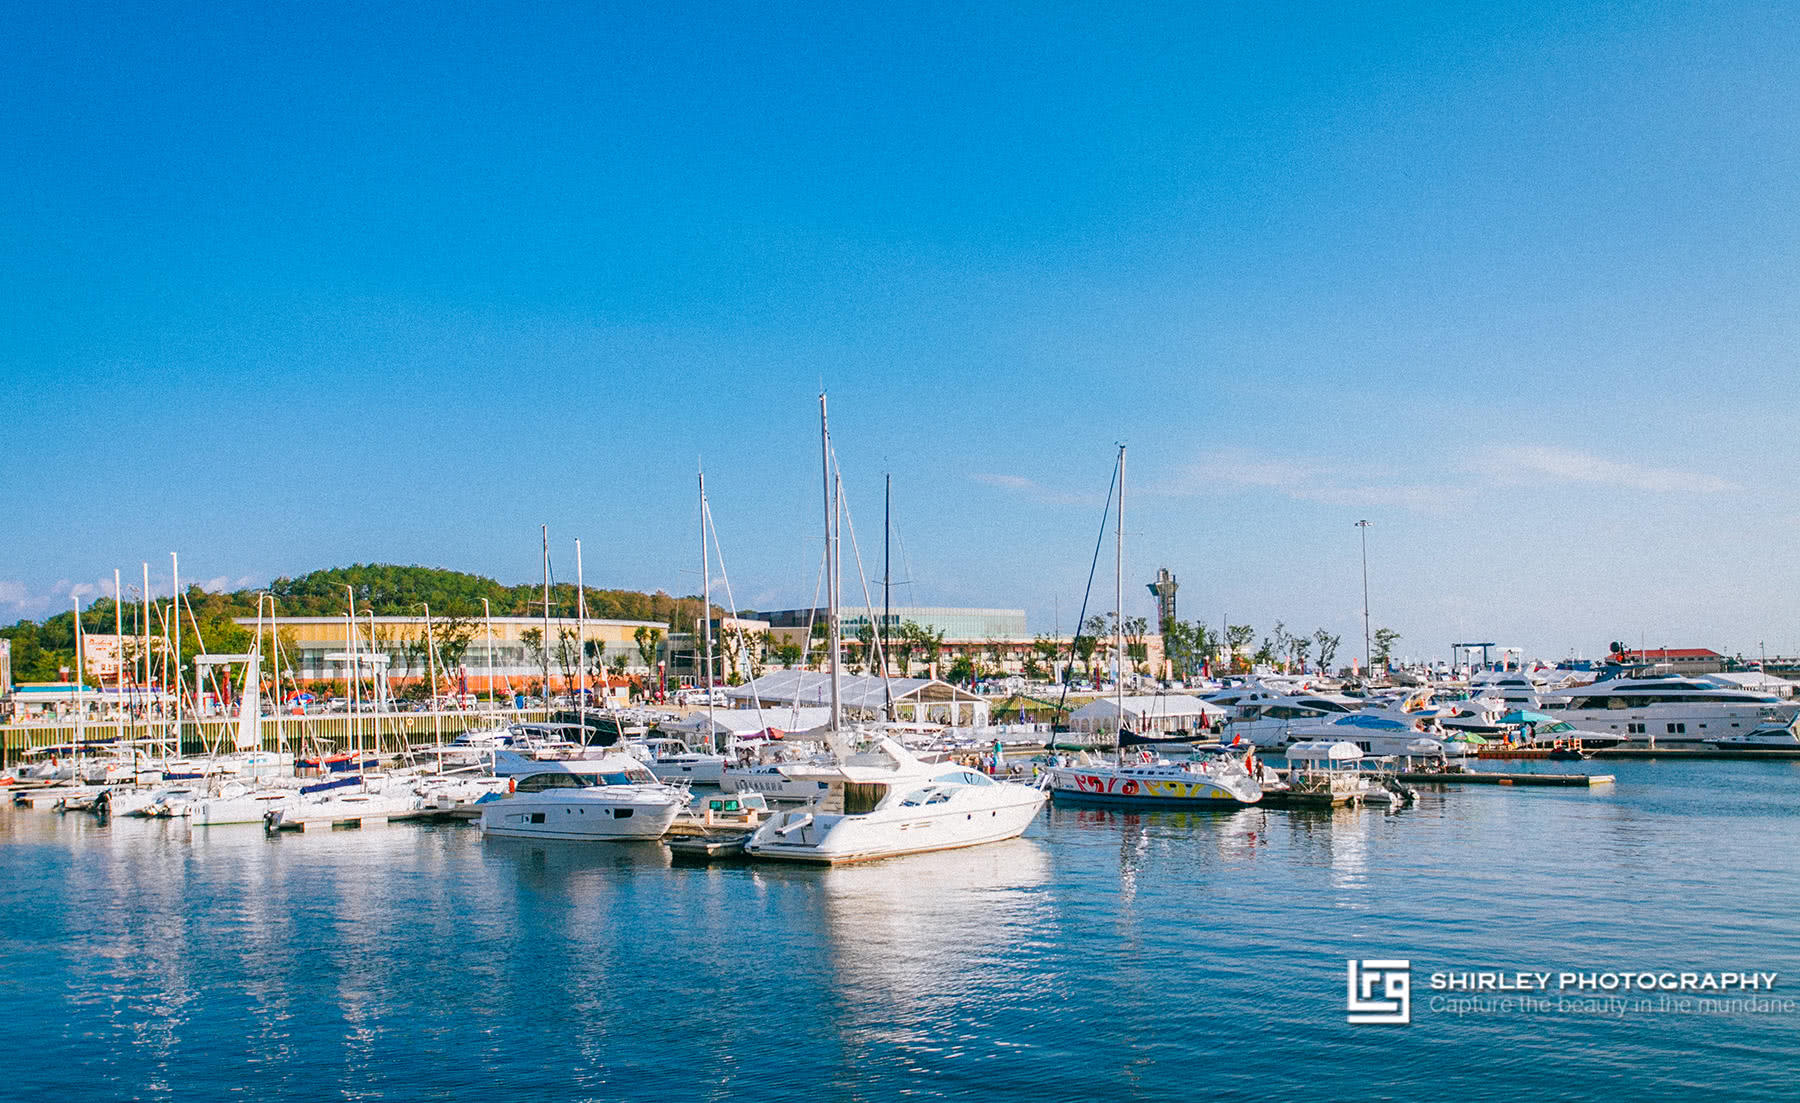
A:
1356;520;1373;676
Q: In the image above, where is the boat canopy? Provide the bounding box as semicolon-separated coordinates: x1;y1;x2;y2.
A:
1500;709;1556;724
1285;741;1365;763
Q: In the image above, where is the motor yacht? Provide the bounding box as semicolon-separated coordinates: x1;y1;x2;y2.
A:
1221;692;1360;748
1544;675;1796;744
1284;713;1470;757
1706;720;1800;749
744;737;1046;864
1042;743;1264;806
634;737;729;786
477;751;685;841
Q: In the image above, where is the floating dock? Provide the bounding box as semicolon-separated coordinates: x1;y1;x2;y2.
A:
1395;770;1613;787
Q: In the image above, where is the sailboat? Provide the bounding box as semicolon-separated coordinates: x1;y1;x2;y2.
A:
1041;446;1264;808
743;394;1047;863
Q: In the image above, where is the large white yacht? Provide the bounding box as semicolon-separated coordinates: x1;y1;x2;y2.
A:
1542;675;1795;744
1283;713;1470;757
1221;692;1360;748
633;737;729;786
1467;670;1547;709
744;737;1046;864
478;752;685;841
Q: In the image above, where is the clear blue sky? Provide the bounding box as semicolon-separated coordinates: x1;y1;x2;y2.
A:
5;2;1799;662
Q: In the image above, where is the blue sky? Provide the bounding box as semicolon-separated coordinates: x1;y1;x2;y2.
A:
5;2;1799;662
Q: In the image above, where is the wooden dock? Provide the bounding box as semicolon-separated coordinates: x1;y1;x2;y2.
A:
1395;770;1613;787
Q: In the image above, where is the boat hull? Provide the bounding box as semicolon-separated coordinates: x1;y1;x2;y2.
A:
744;791;1046;864
478;792;682;841
1043;767;1260;806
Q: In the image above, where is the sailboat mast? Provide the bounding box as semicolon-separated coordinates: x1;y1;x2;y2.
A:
541;524;552;703
883;472;890;677
481;598;496;711
699;469;716;749
575;539;587;738
1116;445;1126;738
113;569;123;715
345;586;358;757
170;552;180;763
820;393;841;730
141;561;151;764
73;595;85;761
424;602;441;762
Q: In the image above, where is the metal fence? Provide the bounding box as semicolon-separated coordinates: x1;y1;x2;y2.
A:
0;709;552;767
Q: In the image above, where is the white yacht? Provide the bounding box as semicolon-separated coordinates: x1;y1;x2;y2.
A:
634;737;729;786
1468;670;1547;709
1222;692;1360;748
1543;676;1795;744
1706;720;1800;749
478;752;685;841
1283;713;1469;757
745;737;1046;864
1042;745;1263;806
721;760;833;802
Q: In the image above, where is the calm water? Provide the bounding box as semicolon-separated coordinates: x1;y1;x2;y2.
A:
5;759;1798;1101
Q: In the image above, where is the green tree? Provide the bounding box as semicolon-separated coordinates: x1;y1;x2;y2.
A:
1373;627;1401;669
1224;624;1256;671
946;654;977;684
1123;616;1149;675
1313;629;1341;674
633;625;663;672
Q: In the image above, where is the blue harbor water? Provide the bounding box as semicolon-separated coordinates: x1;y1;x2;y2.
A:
5;759;1798;1101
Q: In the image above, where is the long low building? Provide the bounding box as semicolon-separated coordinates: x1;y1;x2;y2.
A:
233;615;670;693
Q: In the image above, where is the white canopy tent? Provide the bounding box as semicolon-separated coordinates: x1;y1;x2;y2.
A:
1706;671;1797;697
1068;695;1226;735
662;707;834;741
725;671;990;727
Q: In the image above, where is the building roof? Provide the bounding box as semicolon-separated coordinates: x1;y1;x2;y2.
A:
663;707;834;737
1618;648;1724;660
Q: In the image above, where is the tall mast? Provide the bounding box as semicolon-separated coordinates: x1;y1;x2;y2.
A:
424;602;441;763
883;472;891;677
820;393;841;731
141;561;150;759
699;468;716;749
269;594;284;759
170;552;180;762
575;538;587;739
113;569;123;716
481;597;496;713
1115;445;1126;739
345;585;357;757
73;595;85;759
541;524;552;702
